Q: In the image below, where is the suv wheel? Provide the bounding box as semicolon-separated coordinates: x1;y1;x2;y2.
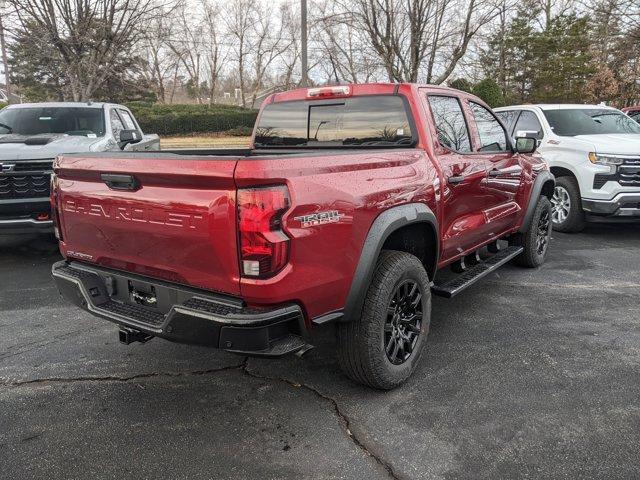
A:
337;250;431;390
551;176;585;232
512;196;552;268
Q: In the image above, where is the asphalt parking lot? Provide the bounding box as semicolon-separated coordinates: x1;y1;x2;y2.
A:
1;225;639;480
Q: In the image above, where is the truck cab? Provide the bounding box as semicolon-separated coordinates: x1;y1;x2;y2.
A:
495;104;640;232
0;102;159;245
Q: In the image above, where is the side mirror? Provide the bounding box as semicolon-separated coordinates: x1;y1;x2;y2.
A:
515;129;541;139
119;129;141;145
515;129;542;147
515;136;537;154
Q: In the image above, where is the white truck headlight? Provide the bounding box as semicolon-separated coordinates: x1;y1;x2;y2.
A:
588;152;624;174
588;152;624;165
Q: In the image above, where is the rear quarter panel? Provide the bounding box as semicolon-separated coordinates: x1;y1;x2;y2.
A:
235;148;439;322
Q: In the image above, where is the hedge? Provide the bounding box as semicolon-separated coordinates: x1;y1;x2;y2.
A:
125;102;259;136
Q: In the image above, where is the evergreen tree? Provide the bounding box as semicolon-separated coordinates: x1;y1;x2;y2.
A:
529;14;594;103
448;78;474;93
10;20;154;102
473;78;505;107
481;2;593;104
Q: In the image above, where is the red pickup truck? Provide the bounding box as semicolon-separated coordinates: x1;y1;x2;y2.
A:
51;84;554;389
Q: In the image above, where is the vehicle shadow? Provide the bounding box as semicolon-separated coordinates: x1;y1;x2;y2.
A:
581;221;640;236
549;221;640;253
0;234;61;258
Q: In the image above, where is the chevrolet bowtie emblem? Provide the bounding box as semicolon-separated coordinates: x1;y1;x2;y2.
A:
0;163;15;173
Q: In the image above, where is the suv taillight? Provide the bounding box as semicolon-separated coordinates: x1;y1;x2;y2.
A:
50;174;63;241
238;185;291;278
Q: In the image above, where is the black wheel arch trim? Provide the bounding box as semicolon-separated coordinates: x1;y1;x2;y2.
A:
342;203;438;322
519;171;555;233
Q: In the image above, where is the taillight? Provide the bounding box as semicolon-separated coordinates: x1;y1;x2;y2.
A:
237;185;291;278
50;174;63;241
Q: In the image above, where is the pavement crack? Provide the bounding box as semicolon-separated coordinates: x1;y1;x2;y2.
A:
241;359;402;480
1;362;246;388
0;327;98;361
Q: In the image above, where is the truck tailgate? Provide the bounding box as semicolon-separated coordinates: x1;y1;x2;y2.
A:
54;154;241;296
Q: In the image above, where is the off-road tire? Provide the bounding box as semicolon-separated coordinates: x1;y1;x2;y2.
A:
512;196;552;268
337;250;431;390
552;176;586;233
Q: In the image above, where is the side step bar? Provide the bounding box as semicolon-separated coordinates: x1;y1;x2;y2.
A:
432;246;524;298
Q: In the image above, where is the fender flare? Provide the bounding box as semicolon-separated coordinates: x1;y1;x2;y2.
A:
342;203;438;322
519;170;555;233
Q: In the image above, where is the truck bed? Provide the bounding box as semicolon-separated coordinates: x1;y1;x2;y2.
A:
53;147;421;299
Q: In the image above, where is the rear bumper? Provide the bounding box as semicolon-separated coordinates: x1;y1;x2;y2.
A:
0;217;53;235
52;261;308;357
583;193;640;219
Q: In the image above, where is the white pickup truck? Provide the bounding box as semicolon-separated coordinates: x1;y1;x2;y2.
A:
495;104;640;232
0;102;159;245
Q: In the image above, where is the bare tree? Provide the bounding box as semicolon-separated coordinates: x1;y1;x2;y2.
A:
166;4;207;103
202;0;227;105
278;1;301;88
140;11;180;102
9;0;171;101
533;0;573;30
312;1;381;83
223;0;255;107
248;2;292;107
341;0;500;84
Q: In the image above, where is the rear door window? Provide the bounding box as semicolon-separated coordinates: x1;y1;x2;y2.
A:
469;102;508;152
255;96;414;147
513;111;543;139
427;96;472;153
495;110;519;133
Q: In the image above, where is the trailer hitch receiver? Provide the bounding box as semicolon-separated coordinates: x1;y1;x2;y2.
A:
119;327;154;345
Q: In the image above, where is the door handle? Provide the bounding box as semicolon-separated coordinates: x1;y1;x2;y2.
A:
488;165;522;177
448;175;465;185
101;173;140;191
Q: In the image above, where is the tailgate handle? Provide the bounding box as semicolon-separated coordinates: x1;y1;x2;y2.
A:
101;173;140;191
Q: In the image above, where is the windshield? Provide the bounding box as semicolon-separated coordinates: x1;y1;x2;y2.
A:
543;108;640;136
254;96;414;148
0;107;105;137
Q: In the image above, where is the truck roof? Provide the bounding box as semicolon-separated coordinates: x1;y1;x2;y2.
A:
4;102;115;109
495;104;620;112
268;82;466;104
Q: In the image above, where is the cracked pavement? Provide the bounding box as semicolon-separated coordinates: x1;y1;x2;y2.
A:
1;224;640;479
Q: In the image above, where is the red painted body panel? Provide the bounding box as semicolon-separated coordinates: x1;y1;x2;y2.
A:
55;155;242;296
234;148;438;321
53;83;548;327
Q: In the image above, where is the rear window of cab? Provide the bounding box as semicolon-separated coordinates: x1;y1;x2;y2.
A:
254;96;414;148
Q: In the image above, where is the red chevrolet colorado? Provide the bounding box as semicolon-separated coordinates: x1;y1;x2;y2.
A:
51;84;555;389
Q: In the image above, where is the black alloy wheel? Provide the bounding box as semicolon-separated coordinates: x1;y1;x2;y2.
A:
384;280;423;365
536;206;551;255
